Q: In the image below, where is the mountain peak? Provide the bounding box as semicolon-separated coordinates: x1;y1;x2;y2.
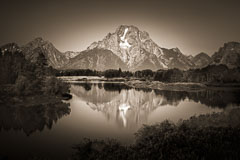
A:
0;43;21;54
115;24;140;32
22;37;68;68
191;52;211;68
224;41;240;46
198;52;209;57
223;41;240;51
25;37;52;49
212;41;240;68
32;37;45;43
84;25;195;70
171;47;181;53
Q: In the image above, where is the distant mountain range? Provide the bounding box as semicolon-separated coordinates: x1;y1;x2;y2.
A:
1;25;239;70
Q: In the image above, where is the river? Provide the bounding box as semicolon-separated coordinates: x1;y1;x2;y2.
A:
1;77;240;159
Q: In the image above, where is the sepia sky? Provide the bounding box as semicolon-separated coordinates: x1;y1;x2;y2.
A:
0;0;240;56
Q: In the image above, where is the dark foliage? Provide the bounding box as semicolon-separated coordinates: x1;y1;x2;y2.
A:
103;83;131;92
0;50;27;84
56;69;101;77
134;69;154;79
0;50;69;99
57;65;240;84
134;121;240;160
154;65;240;83
42;76;70;96
56;68;133;78
72;139;130;160
104;69;122;78
73;108;240;160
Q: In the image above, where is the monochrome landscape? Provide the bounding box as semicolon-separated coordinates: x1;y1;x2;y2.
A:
0;0;240;159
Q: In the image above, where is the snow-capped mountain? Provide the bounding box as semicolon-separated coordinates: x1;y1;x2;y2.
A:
85;25;195;71
212;42;240;68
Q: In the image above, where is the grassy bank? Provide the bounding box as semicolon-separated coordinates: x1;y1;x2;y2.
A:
125;80;207;91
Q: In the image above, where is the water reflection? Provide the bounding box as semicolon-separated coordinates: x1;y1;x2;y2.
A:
0;102;70;136
153;89;240;108
71;83;240;128
119;103;130;127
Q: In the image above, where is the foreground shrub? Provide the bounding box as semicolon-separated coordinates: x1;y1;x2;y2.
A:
72;139;130;160
134;121;240;160
73;110;240;160
43;76;70;96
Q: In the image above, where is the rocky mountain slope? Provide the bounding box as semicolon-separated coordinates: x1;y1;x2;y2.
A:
21;37;68;68
64;48;128;71
84;25;195;71
192;52;212;68
64;51;80;59
212;42;240;68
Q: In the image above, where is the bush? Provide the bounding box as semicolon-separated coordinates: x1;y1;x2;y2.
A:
15;75;30;96
73;109;240;160
43;76;70;96
72;139;130;160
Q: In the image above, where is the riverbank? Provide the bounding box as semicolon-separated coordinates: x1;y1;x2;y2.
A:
125;80;207;91
58;76;127;83
124;80;240;92
59;76;240;91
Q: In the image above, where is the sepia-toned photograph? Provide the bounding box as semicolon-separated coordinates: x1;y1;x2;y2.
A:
0;0;240;159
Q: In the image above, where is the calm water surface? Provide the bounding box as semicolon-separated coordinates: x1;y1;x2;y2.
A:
1;78;240;159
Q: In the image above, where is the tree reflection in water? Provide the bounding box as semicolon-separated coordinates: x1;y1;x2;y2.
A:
0;102;70;136
153;89;240;108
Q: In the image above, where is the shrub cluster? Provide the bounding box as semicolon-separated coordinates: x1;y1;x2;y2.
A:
72;109;240;160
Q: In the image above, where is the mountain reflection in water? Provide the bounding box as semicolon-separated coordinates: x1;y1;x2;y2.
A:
71;83;240;128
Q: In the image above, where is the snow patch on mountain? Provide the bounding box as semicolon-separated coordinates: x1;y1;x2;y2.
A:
159;60;168;69
120;28;131;49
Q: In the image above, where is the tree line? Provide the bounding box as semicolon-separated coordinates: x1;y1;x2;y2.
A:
0;49;69;98
56;65;240;84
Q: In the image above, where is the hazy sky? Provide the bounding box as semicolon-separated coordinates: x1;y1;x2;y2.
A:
1;0;240;56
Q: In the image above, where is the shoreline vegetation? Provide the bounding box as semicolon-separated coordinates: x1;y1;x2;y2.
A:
59;75;240;92
72;107;240;160
57;64;240;90
0;50;72;108
125;80;240;91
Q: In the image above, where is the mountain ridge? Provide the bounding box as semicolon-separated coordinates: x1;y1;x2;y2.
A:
1;25;239;71
84;25;195;71
191;52;212;68
211;42;240;68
